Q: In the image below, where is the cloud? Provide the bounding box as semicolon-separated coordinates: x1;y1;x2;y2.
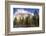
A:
14;9;34;16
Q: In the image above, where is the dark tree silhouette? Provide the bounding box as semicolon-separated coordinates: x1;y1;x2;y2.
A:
32;10;39;27
13;17;17;28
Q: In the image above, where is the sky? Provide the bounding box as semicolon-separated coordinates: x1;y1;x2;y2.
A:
13;8;39;15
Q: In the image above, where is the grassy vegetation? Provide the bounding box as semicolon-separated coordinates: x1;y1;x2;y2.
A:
13;14;39;28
